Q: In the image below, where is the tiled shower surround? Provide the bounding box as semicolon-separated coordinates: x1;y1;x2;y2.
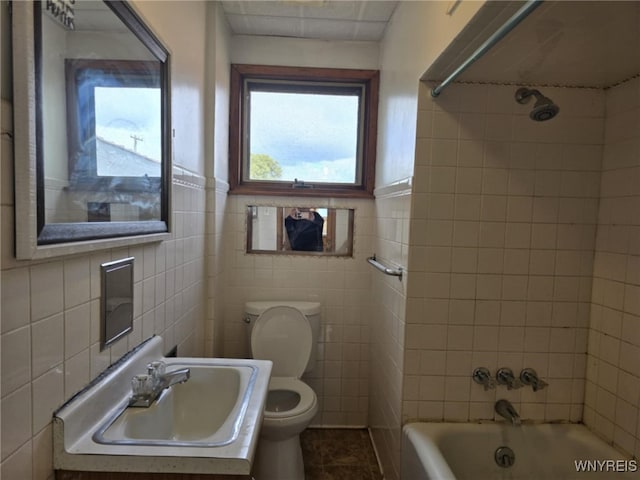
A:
370;80;640;479
405;81;603;426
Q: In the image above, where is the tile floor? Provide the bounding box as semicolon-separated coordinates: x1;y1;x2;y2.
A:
301;428;383;479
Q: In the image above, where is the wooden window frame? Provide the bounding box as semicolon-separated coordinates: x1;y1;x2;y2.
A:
229;64;379;198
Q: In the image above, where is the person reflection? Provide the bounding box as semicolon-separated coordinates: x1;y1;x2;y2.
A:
285;208;324;252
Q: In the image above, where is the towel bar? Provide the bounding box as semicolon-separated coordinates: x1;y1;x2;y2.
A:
367;255;403;279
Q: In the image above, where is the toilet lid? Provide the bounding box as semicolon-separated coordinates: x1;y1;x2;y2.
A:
251;306;312;378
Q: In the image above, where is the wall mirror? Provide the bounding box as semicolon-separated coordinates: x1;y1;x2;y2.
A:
12;0;170;259
247;206;354;256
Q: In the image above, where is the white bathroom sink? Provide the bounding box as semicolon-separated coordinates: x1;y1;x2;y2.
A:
94;362;255;446
53;336;273;475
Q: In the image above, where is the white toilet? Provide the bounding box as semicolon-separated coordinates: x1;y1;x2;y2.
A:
245;301;320;480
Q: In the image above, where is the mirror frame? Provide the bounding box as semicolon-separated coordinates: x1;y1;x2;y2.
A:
12;0;171;259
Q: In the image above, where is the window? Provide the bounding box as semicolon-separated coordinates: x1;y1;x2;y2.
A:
229;64;379;197
65;59;163;190
246;206;354;257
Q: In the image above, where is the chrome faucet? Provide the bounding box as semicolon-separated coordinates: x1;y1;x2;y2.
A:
472;367;496;391
496;367;522;390
495;399;521;425
129;361;190;407
519;368;548;392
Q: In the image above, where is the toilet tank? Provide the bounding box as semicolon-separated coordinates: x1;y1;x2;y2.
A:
244;301;321;374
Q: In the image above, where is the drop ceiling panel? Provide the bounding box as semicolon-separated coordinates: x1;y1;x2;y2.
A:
226;13;305;38
221;0;397;41
302;18;387;41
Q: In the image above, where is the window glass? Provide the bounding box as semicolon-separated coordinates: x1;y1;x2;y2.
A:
94;86;161;177
247;89;360;184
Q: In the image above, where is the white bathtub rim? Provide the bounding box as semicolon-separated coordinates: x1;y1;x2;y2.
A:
401;421;636;480
402;420;632;452
403;425;457;480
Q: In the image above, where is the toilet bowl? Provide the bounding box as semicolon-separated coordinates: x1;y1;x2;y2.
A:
247;304;319;480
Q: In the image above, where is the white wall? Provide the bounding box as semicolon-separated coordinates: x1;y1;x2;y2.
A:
135;1;208;177
230;35;378;70
211;2;231;183
375;0;484;187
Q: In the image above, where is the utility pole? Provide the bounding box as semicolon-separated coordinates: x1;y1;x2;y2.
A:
130;134;143;152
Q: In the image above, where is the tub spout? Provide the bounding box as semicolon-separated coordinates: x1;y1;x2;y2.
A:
495;399;521;425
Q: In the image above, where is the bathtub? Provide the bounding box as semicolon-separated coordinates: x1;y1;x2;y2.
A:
402;422;638;480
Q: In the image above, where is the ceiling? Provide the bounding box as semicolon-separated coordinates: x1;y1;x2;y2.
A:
220;0;398;41
424;1;640;89
219;1;640;90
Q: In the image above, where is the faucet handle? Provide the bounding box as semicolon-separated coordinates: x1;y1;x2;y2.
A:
147;360;166;387
520;368;548;392
535;378;549;391
472;367;496;391
496;367;523;390
131;374;154;396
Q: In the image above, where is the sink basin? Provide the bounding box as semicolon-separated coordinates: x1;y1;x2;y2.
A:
53;336;272;475
93;362;257;447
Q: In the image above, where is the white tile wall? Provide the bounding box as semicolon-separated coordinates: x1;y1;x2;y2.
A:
369;190;410;480
586;75;640;458
220;194;374;427
205;180;229;357
0;161;208;480
403;82;604;428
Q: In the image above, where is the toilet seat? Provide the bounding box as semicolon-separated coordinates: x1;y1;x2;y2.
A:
251;306;312;378
264;377;317;419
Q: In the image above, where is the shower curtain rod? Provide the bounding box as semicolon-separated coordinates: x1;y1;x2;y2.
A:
430;0;543;97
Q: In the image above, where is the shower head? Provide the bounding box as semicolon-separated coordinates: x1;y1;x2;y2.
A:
515;87;559;122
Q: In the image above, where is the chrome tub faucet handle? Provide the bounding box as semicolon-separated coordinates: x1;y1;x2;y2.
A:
520;368;548;392
496;367;523;390
472;367;496;391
